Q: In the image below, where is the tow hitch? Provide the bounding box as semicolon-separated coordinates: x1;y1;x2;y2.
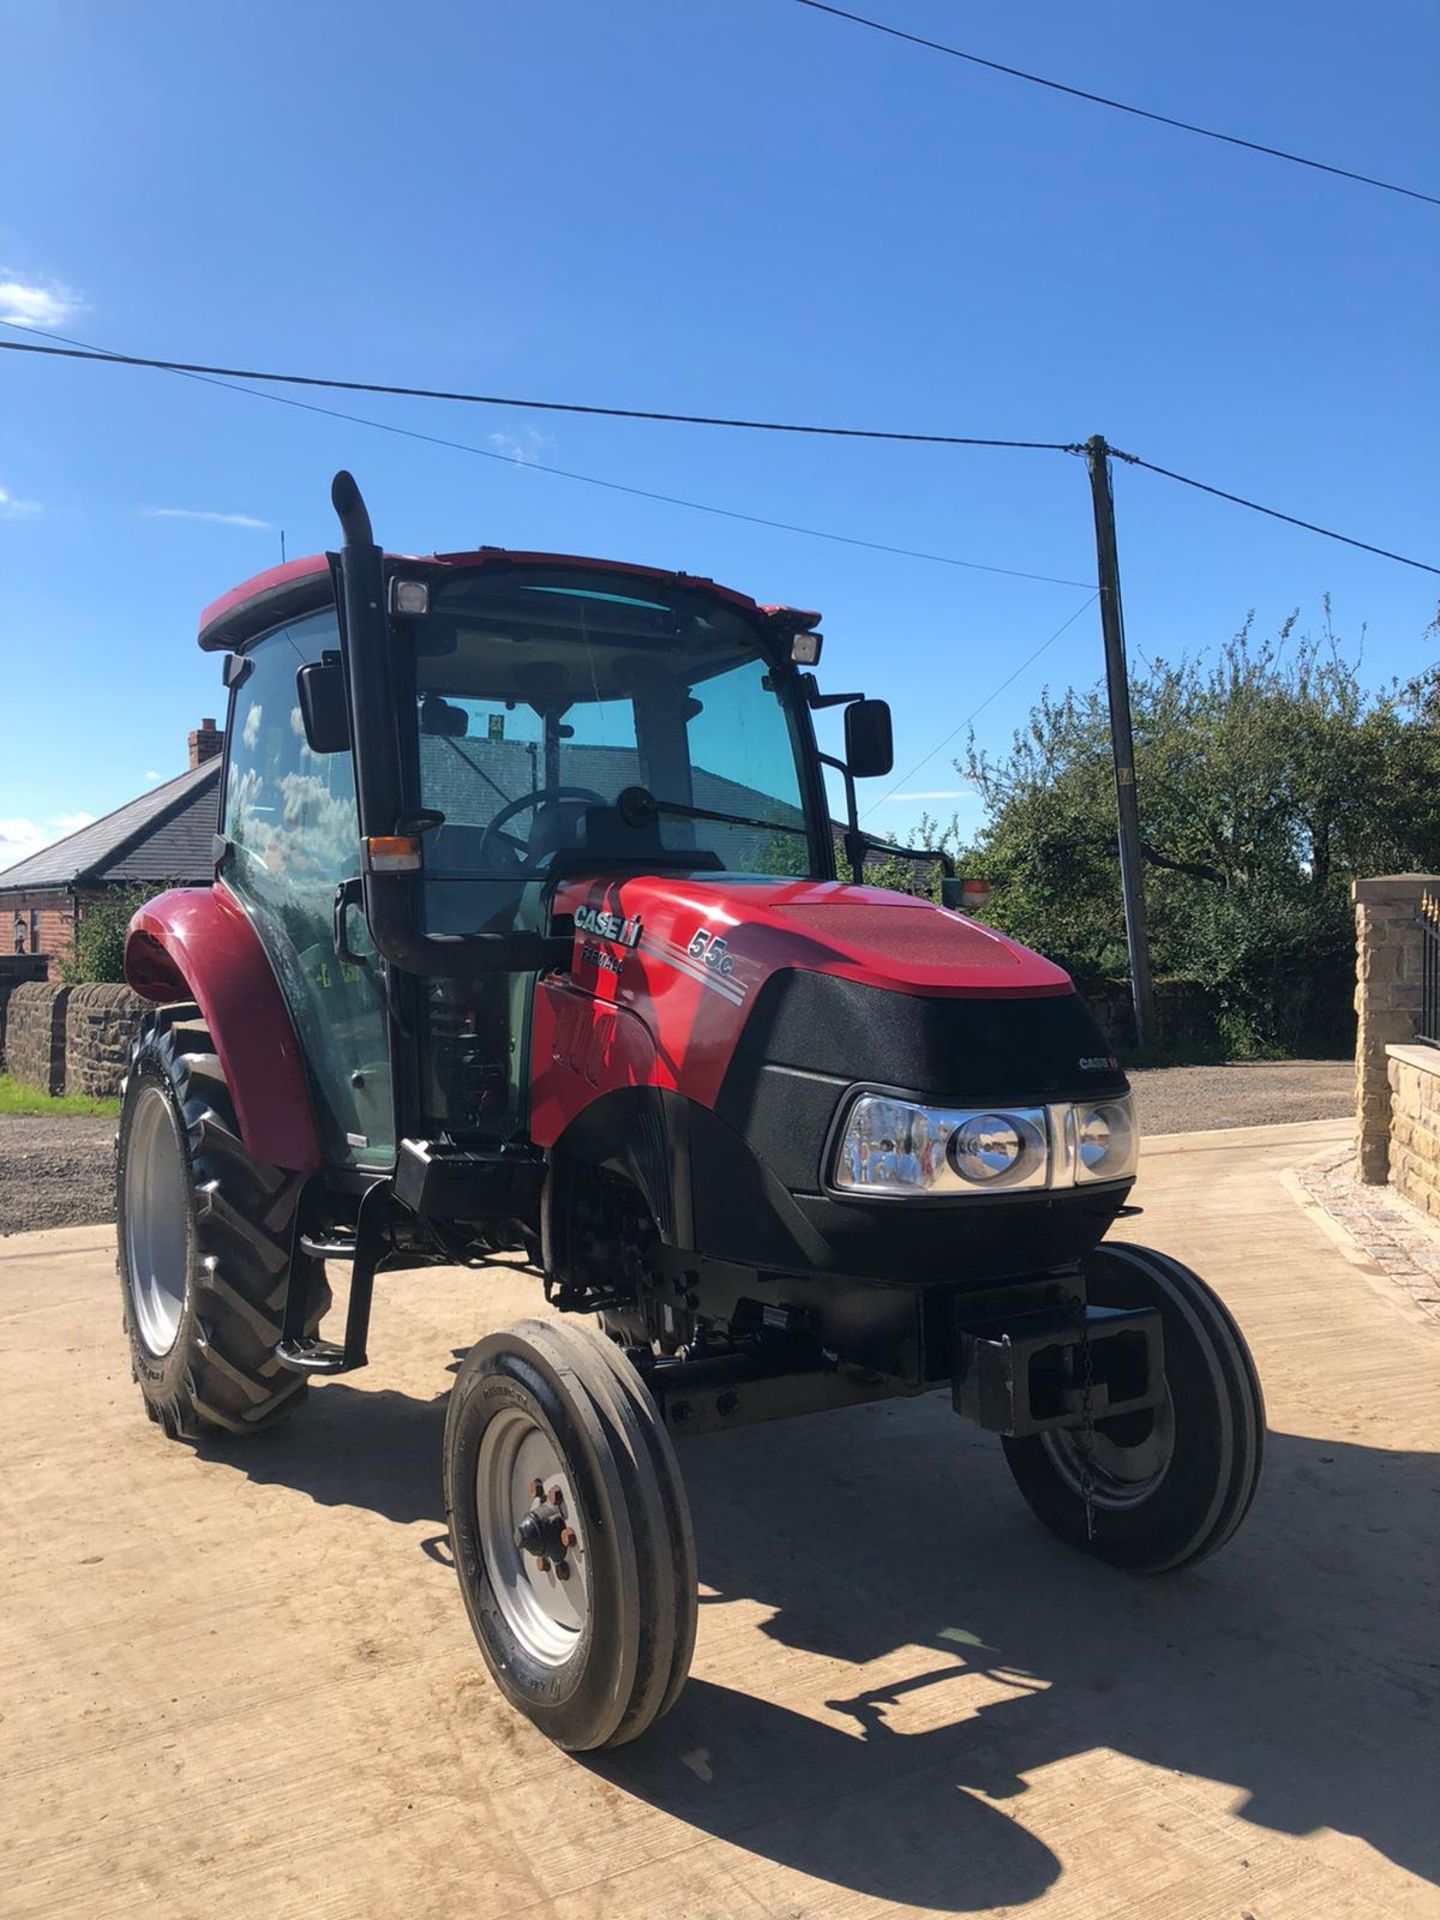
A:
954;1303;1163;1438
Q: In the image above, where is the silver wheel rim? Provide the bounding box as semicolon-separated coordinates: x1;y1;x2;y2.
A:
476;1407;590;1667
123;1083;192;1359
1040;1388;1177;1510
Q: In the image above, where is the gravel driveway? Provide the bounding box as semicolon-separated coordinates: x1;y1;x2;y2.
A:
0;1059;1354;1234
1127;1058;1352;1136
0;1115;116;1236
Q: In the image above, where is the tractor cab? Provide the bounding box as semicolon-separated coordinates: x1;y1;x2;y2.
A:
196;481;880;1171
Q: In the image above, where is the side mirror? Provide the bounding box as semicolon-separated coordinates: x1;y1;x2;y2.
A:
296;657;350;754
844;698;893;779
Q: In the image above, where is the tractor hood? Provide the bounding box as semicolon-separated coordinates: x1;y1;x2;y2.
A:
533;870;1126;1282
552;871;1071;1005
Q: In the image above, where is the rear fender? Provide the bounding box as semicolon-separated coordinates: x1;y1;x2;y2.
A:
124;883;322;1172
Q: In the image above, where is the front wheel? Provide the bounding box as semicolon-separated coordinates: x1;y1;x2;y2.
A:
1001;1243;1265;1573
444;1318;697;1751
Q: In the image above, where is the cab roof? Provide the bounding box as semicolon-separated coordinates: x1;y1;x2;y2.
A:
197;548;820;654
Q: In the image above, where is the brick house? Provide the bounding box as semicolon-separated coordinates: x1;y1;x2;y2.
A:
0;720;224;978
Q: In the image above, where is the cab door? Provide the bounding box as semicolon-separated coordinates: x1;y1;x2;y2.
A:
219;611;395;1170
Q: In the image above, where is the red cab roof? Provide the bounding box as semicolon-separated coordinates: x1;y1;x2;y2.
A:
196;548;811;653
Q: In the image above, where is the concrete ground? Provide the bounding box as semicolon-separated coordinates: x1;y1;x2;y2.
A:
2;1117;1436;1920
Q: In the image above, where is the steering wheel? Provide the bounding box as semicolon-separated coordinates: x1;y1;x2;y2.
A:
478;786;608;870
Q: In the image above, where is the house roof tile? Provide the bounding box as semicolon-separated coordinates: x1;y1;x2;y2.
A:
0;762;221;893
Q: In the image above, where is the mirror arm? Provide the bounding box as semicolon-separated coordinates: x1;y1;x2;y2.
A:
818;751;865;885
804;676;866;710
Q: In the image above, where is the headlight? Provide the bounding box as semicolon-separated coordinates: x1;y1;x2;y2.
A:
829;1090;1137;1197
1069;1098;1139;1184
831;1094;1050;1197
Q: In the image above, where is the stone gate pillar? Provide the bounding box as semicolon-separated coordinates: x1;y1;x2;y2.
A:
1353;875;1438;1183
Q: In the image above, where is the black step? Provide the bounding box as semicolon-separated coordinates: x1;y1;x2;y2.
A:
274;1337;367;1376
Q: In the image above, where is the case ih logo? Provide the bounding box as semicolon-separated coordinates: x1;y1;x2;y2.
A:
574;904;642;948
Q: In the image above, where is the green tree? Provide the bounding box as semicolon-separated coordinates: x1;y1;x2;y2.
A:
959;612;1440;1053
58;884;161;985
859;811;966;900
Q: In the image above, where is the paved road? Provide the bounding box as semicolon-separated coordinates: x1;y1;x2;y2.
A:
2;1118;1436;1919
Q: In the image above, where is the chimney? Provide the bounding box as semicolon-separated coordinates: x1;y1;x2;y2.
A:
188;717;224;769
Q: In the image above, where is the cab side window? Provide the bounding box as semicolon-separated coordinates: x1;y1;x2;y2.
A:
224;616;357;893
222;615;393;1168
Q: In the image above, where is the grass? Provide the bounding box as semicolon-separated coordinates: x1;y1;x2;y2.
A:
0;1073;119;1119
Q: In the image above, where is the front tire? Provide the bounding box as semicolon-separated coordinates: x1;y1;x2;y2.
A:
1001;1243;1265;1573
116;1006;330;1438
444;1318;697;1751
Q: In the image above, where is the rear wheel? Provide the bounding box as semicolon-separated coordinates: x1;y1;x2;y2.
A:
116;1006;330;1438
1001;1243;1265;1573
444;1318;697;1750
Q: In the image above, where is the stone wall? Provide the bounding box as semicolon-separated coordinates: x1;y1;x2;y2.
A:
4;982;72;1094
1386;1045;1440;1216
0;955;49;1065
65;983;149;1099
1353;875;1437;1183
1081;977;1220;1055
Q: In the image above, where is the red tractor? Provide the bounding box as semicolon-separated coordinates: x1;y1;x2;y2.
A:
117;472;1263;1751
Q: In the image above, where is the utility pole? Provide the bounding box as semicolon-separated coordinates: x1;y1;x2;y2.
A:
1085;434;1156;1050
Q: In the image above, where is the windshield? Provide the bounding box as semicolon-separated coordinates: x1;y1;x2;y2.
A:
405;567;822;923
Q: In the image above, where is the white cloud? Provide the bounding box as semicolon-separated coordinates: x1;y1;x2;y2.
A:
147;508;272;530
144;771;162;783
0;810;95;873
487;428;549;467
876;790;971;802
243;703;263;749
0;274;79;329
0;484;42;518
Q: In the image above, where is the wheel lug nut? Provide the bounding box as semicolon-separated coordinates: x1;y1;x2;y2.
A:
548;1486;564;1506
533;1555;550;1572
555;1559;571;1581
530;1478;545;1499
559;1527;577;1549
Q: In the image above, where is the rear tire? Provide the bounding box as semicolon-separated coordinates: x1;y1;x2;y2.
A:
444;1318;697;1751
1001;1243;1265;1573
116;1005;330;1438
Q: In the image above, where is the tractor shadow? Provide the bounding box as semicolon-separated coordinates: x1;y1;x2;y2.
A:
628;1404;1440;1898
196;1379;451;1528
201;1373;1439;1904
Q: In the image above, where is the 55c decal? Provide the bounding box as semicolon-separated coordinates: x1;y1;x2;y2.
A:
686;929;734;976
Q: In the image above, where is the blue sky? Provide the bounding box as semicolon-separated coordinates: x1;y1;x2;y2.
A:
2;0;1436;871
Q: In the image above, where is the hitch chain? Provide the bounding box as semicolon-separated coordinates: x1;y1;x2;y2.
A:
1074;1292;1097;1544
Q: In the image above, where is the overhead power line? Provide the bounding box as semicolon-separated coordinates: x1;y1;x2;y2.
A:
4;324;1437;577
0;337;1071;451
792;0;1440;210
861;592;1100;819
0;321;1090;588
1109;449;1440;577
